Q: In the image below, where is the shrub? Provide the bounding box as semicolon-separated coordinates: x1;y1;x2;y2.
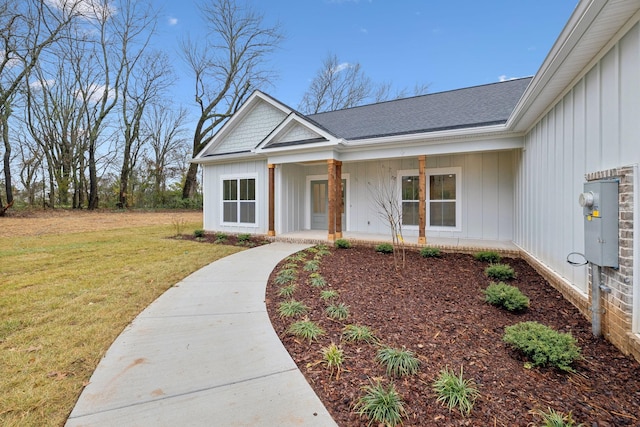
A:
193;229;205;238
288;320;325;342
277;284;297;298
321;343;344;376
309;273;326;287
376;346;420;378
432;366;480;417
278;300;308;318
343;324;378;344
287;253;307;262
485;263;516;281
320;289;339;301
237;233;251;242
484;282;530;312
533;407;584;427
354;380;406;427
420;247;441;258
326;302;349;321
503;321;581;372
474;251;501;263
274;269;297;285
334;239;351;249
303;259;320;272
375;243;394;254
313;244;331;257
214;232;228;243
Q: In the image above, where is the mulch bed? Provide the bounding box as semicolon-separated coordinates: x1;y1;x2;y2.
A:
264;245;640;427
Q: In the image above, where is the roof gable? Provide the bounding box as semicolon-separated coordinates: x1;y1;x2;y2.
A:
195;91;291;158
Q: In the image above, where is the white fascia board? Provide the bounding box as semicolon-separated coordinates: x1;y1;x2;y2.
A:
254;113;340;153
343;124;516;148
338;136;524;162
191;150;264;165
193;91;292;160
267;149;339;165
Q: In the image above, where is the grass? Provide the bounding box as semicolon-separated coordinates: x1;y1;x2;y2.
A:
278;300;309;317
321;343;345;377
0;219;243;427
533;407;584;426
376;346;420;378
326;302;350;320
342;324;378;344
288;320;325;342
432;366;480;417
320;289;339;301
354;379;406;427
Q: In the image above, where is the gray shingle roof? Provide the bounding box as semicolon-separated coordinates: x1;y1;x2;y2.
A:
305;77;532;141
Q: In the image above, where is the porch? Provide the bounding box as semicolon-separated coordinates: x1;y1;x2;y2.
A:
272;230;520;256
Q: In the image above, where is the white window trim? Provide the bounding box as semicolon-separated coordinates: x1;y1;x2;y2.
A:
397;169;419;230
305;173;350;231
220;173;259;227
427;167;462;232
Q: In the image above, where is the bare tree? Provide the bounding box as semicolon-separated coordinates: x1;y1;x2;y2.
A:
299;53;373;115
116;0;169;208
299;53;430;114
143;104;189;206
0;0;81;214
180;0;283;200
369;165;406;270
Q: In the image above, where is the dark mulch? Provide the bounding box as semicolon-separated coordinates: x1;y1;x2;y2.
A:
265;245;640;427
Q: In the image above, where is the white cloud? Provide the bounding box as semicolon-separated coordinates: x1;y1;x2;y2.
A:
359;27;368;34
76;83;115;103
499;75;527;82
333;62;352;73
45;0;116;21
29;79;56;91
168;16;178;26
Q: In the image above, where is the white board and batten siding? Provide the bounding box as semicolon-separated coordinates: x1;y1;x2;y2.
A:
270;152;515;241
514;22;640;293
202;160;269;234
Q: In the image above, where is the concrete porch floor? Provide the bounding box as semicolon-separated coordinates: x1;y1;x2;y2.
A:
273;230;520;255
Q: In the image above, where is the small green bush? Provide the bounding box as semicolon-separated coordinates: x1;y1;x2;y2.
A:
420;247;441;258
237;233;251;242
278;300;308;318
334;239;351;249
503;321;581;372
485;263;516;281
277;284;297;298
326;302;349;321
313;244;331;257
354;380;406;427
432;366;480;417
303;259;320;272
343;324;377;344
288;320;325;342
309;273;326;287
193;229;205;238
320;289;339;301
286;253;307;262
274;269;297;285
375;243;394;254
321;343;344;376
484;282;530;312
533;407;584;427
474;251;501;263
376;347;420;378
214;232;228;243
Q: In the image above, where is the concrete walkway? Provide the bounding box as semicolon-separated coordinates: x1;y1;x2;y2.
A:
66;242;338;427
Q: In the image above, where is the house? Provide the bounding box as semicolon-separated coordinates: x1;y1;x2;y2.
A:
193;0;640;362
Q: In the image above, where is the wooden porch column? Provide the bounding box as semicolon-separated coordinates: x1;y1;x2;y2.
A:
335;160;343;239
327;160;337;241
418;155;427;244
268;164;276;236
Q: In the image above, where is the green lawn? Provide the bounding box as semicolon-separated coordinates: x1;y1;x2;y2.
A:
0;222;244;426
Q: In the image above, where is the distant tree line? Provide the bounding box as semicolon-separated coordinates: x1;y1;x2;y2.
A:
0;0;426;215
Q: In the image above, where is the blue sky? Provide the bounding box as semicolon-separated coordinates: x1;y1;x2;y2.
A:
154;0;579;112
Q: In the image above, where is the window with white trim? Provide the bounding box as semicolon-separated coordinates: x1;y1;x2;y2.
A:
428;168;460;229
400;174;419;227
222;177;256;224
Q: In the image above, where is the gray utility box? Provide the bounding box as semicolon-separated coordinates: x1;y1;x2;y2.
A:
579;180;619;268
